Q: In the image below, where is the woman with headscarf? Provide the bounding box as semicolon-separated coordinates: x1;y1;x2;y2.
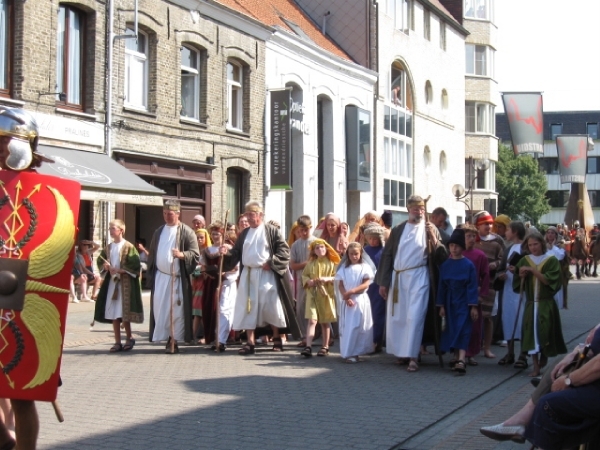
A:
348;211;383;246
317;213;349;257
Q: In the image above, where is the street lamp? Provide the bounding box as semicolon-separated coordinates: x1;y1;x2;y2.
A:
451;156;490;222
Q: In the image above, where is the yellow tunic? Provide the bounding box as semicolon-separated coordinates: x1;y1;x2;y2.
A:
302;257;337;323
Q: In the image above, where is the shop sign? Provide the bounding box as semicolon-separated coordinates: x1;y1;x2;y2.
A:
270;89;292;190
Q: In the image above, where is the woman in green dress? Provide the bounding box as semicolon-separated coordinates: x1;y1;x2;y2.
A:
513;233;567;377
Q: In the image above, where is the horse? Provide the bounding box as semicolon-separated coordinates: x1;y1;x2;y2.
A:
571;230;590;279
589;238;600;277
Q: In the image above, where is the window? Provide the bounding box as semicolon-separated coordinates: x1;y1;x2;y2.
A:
589;191;600;207
587;122;598;139
441;89;449;109
465;44;495;77
588;157;600;174
181;45;200;120
384;61;413;208
425;80;432;104
0;0;11;95
466;159;495;191
423;9;430;40
550;123;562;140
538;157;559;175
545;190;569;208
227;61;243;130
465;0;494;21
124;27;148;109
56;5;84;107
439;22;446;50
387;0;411;33
465;102;495;134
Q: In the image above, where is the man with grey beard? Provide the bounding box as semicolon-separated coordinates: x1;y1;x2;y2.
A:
375;195;447;372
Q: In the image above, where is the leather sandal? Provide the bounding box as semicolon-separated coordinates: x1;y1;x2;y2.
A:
514;356;528;369
272;337;284;352
238;344;255;355
498;354;515;366
110;343;123;353
317;347;329;357
301;346;312;358
455;360;466;374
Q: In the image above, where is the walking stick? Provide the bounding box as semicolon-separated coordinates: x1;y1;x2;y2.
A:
511;276;526;343
214;210;230;352
423;196;444;368
170;225;182;354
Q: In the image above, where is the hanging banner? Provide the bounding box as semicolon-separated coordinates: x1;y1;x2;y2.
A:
501;92;544;155
269;89;291;190
556;135;588;184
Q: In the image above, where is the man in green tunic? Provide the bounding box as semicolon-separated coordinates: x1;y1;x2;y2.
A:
94;219;144;352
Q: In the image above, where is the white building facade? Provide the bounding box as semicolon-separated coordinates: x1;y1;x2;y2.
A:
264;30;377;231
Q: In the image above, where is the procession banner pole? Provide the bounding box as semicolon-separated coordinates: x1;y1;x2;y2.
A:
214;209;230;352
170;225;181;354
423;195;444;368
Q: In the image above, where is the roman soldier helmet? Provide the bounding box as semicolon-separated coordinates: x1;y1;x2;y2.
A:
0;106;40;170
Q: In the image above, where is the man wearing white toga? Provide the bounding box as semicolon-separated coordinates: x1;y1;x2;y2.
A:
375;195;447;372
147;200;199;353
220;201;301;355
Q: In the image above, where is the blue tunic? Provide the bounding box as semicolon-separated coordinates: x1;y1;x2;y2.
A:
436;257;479;352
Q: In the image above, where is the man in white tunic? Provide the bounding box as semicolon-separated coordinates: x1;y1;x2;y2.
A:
148;200;199;353
376;195;447;372
93;219;143;352
220;201;301;355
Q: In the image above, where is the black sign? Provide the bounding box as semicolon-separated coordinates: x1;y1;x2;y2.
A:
270;89;291;190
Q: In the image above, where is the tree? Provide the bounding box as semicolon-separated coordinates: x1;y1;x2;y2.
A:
496;143;550;224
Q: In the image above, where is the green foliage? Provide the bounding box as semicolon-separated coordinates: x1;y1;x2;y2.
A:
496;144;550;224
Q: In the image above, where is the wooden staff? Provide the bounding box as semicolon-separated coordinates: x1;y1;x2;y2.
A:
214;210;230;352
423;195;444;368
170;225;182;354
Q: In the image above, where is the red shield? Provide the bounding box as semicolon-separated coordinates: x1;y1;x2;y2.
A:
0;170;80;401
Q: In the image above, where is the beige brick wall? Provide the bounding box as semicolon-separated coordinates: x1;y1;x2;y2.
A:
3;0;266;223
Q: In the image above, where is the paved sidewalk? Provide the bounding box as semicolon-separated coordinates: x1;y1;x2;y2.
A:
37;279;600;450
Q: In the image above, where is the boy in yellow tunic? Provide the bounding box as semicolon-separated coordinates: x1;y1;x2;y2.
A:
300;239;340;357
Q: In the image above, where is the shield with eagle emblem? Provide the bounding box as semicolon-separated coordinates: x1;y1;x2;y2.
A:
0;170;80;402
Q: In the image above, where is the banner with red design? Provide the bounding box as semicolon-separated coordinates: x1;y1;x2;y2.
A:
501;92;544;155
0;170;80;402
556;135;589;184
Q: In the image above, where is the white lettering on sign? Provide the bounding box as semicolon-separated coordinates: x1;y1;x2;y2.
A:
47;155;112;185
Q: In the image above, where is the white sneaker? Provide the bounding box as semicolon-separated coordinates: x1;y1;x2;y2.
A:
72;298;80;303
82;297;95;303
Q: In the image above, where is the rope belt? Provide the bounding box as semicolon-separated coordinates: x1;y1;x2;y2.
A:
392;263;426;315
245;265;263;313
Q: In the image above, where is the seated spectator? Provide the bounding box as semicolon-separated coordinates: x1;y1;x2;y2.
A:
480;323;600;449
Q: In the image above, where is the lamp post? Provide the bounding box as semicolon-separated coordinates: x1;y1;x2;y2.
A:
451;156;490;222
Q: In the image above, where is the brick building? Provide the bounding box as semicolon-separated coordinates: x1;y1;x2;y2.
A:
0;0;267;244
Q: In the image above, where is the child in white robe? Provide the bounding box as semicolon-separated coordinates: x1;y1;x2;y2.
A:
335;242;374;363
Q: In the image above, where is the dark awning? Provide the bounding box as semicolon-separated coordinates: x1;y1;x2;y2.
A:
36;145;165;206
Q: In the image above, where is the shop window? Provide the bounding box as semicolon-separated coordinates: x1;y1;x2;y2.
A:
227;60;244;130
0;0;11;96
124;27;148;109
180;45;201;120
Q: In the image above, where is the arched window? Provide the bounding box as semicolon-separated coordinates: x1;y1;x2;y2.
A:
227;60;244;130
0;0;12;96
384;61;413;208
441;89;449;109
181;45;201;120
56;4;85;107
425;80;432;104
124;27;148;109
